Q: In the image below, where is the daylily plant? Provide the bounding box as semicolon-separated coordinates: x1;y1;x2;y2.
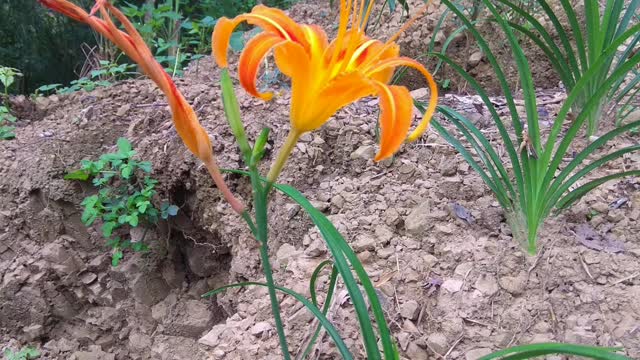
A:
212;0;438;182
39;0;244;213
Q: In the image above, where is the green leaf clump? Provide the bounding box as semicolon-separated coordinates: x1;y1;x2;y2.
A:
66;137;178;266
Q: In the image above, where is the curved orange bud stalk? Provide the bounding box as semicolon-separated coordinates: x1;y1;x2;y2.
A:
212;0;438;162
39;0;244;213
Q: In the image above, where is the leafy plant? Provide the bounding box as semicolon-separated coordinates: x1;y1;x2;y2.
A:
65;137;178;266
0;65;23;100
3;346;40;360
0;105;17;140
56;77;112;95
0;65;22;140
34;83;63;96
90;59;138;82
498;0;640;137
425;0;640;254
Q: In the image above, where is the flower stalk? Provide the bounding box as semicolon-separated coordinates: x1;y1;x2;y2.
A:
266;130;301;185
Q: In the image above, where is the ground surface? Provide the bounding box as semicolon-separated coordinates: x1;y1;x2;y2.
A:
1;1;639;360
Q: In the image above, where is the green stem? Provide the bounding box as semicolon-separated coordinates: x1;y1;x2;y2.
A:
267;130;301;185
248;165;291;359
527;218;539;255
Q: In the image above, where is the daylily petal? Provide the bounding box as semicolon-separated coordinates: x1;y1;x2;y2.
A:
367;57;438;141
212;5;307;69
292;72;375;132
372;83;413;161
301;24;329;61
251;5;306;43
363;42;400;84
97;4;212;162
89;0;106;15
274;39;310;80
239;32;287;100
39;0;88;21
212;17;242;68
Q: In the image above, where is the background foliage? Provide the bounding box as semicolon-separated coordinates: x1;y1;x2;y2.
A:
1;0;298;95
0;0;96;94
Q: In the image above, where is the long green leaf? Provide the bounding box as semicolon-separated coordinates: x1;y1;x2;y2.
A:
301;261;339;359
479;342;630;360
222;169;396;359
540;49;640;201
430;118;505;208
428;52;525;210
437;106;514;206
202;282;352;359
495;0;577;86
273;183;397;360
543;120;640;215
557;170;640;210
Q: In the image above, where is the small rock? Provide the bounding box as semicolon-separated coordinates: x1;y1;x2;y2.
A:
23;324;44;341
405;201;433;235
402;319;420;333
441;161;458;176
376;247;395;259
426;332;448;354
353;234;376;252
116;104;131;117
70;350;115;360
167;300;214;337
331;194;345;209
474;274;499;296
285;203;301;219
251;321;273;337
276;243;298;265
468;51;484;67
498;273;528;295
79;271;98;285
410;88;429;99
400;300;420;320
466;348;493;360
132;273;170;306
441;278;463;293
304;237;326;257
397;331;411;351
406;342;429;360
350;145;376;160
384;208;401;226
199;324;226;347
374;225;394;244
129;331;152;350
422;254;438;267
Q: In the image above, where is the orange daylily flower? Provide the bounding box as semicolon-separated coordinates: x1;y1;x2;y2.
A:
212;0;438;161
39;0;244;213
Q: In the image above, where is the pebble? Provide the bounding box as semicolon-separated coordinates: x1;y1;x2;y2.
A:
400;300;420;320
466;348;493;360
442;278;464;293
250;322;273;337
474;274;499;296
426;332;448;354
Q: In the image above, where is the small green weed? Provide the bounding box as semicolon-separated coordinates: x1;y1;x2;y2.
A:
65;138;178;266
0;105;17;140
0;65;22;140
3;346;39;360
